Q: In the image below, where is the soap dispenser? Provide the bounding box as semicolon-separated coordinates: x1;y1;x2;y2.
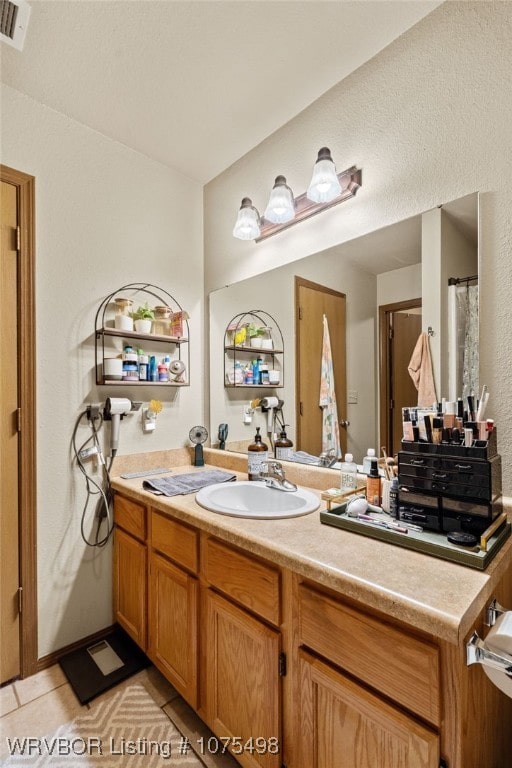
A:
274;427;293;461
247;427;269;481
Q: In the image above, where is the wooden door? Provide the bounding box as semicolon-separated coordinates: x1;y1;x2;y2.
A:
0;167;36;681
393;311;422;453
148;552;198;708
379;300;422;457
113;527;147;650
205;589;281;768
299;650;439;768
295;278;347;457
1;180;20;683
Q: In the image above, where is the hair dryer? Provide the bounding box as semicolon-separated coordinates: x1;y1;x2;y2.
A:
104;397;132;456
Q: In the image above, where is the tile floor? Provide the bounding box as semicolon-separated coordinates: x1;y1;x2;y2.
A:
0;664;238;767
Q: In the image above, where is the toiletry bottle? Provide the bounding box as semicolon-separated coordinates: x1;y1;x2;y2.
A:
247;427;268;481
362;448;376;475
340;453;357;494
138;349;148;381
252;358;260;384
366;458;381;505
389;476;399;518
149;355;158;382
244;366;254;385
275;427;293;461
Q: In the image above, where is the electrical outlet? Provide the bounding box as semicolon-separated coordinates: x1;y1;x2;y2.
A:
348;390;358;404
243;404;253;424
142;407;156;433
86;404;101;421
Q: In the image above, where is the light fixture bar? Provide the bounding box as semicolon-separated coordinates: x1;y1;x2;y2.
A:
255;166;361;243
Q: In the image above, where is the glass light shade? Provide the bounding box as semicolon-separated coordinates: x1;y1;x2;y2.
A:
307;147;342;203
264;175;295;224
233;198;261;240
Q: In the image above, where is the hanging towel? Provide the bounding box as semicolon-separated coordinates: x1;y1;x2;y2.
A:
408;332;437;407
319;315;341;458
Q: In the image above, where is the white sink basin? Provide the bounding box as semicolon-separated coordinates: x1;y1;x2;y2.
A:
195;480;320;519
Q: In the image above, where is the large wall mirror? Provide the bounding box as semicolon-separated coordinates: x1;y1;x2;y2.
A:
209;192;479;466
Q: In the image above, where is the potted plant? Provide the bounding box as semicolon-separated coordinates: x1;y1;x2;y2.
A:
247;322;271;348
131;302;155;334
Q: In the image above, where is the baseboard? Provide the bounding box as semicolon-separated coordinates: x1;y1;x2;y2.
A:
36;624;117;673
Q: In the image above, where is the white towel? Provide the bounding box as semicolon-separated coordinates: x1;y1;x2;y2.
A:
408;332;437;407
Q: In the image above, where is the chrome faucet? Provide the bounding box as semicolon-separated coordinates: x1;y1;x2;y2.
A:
318;448;338;467
260;461;298;492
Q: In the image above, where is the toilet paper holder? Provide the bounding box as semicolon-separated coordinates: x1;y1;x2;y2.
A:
466;599;512;677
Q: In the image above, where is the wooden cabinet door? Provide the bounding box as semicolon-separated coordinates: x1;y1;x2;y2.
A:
113;527;147;650
299;650;439;768
148;552;198;708
205;589;281;768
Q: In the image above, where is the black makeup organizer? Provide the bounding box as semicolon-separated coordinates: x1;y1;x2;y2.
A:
398;428;502;536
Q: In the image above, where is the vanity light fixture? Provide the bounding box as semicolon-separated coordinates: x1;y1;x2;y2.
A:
232;197;261;240
263;175;295;224
307;147;342;203
233;148;361;242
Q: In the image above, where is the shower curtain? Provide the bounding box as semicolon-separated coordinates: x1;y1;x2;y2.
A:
448;282;479;401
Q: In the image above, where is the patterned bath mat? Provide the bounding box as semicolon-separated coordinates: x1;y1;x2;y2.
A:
3;683;205;767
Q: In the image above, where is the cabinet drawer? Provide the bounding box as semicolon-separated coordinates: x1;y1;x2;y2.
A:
298;584;440;726
114;495;146;542
203;537;280;626
151;511;198;574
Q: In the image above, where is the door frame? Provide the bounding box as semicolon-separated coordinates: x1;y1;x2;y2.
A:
1;164;38;678
379;298;421;455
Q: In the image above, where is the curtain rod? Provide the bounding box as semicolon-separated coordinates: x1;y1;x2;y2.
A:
448;275;478;286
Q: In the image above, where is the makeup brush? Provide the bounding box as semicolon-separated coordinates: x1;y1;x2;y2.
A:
380;447;391;481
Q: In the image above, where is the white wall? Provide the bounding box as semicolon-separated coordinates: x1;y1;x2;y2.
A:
1;85;204;657
204;1;512;494
377;264;422;308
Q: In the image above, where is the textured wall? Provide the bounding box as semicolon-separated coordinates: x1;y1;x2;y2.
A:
1;85;204;657
204;1;512;494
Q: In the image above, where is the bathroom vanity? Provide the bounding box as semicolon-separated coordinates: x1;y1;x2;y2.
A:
111;448;512;768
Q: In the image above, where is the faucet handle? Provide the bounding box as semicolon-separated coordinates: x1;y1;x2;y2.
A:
268;460;284;475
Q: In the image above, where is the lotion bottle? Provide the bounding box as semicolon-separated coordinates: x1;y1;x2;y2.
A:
362;448;376;475
247;427;268;481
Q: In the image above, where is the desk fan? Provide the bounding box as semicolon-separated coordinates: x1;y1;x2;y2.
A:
189;425;208;467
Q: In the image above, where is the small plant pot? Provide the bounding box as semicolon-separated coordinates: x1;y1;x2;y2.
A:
134;319;152;334
250;337;263;348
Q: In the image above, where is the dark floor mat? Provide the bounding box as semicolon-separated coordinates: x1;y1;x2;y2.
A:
58;626;150;705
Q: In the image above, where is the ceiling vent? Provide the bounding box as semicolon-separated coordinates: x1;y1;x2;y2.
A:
0;0;31;51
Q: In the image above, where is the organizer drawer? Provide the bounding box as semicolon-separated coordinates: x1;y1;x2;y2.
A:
298;583;440;726
203;537;280;626
151;511;199;574
400;472;492;500
114;495;147;542
399;453;501;500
